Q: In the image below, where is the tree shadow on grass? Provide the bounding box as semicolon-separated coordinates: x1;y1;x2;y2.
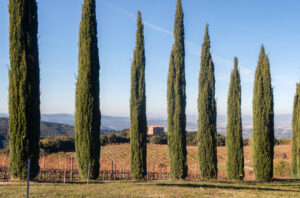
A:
34;179;148;185
215;179;300;187
33;180;106;185
272;178;300;183
154;183;300;192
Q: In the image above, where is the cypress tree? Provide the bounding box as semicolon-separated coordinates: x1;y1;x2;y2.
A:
197;25;218;179
252;46;274;181
226;57;244;180
8;0;40;180
130;11;147;179
167;0;187;179
75;0;101;180
291;83;300;178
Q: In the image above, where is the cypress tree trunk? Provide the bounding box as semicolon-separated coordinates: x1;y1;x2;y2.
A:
197;25;218;179
130;11;147;180
8;0;40;180
226;57;244;180
252;46;274;181
167;0;187;179
75;0;101;180
291;83;300;178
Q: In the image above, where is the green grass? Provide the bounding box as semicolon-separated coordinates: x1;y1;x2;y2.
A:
1;180;300;198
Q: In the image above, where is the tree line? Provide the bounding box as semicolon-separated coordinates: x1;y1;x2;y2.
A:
7;0;300;182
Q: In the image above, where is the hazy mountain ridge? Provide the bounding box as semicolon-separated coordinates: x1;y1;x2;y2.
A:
35;114;296;138
0;113;293;139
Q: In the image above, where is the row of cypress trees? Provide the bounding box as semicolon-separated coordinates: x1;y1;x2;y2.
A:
167;0;278;182
7;0;300;181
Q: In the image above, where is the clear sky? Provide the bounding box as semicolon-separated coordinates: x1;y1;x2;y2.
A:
0;0;300;116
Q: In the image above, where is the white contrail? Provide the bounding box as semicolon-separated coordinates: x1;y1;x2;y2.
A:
100;0;172;36
100;0;254;79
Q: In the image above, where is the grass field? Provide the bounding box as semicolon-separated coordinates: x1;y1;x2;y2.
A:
1;179;300;198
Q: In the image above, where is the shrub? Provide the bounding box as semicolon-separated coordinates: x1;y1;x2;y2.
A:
275;138;290;145
150;136;167;144
217;134;225;146
108;134;117;144
100;135;108;146
40;136;75;154
0;147;9;154
243;139;250;146
119;128;130;138
186;132;197;146
116;136;130;144
186;132;226;146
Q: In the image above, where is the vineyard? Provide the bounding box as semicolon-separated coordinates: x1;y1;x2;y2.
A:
0;143;292;182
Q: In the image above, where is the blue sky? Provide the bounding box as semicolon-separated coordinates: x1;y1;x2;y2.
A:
0;0;300;116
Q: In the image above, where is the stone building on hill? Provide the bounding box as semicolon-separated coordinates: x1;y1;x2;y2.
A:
147;125;165;136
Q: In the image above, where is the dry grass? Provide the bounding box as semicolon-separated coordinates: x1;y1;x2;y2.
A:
1;179;300;198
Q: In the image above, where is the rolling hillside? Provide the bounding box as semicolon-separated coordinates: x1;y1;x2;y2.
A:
0;117;74;149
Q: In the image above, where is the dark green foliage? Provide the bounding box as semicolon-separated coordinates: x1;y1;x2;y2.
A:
243;139;250;146
291;83;300;178
75;0;101;180
216;134;226;147
0;129;8;149
116;136;130;144
100;133;129;145
130;12;147;179
186;132;198;146
100;135;108;146
274;138;290;145
167;0;187;179
252;46;274;181
226;57;244;180
8;0;40;180
186;132;225;147
120;129;130;138
197;25;218;179
108;134;117;144
150;135;167;145
40;136;75;154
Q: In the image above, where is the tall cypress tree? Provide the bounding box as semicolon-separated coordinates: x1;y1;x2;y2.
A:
8;0;40;180
167;0;187;179
197;25;218;179
252;46;274;181
75;0;101;180
291;83;300;178
130;11;147;180
226;57;244;180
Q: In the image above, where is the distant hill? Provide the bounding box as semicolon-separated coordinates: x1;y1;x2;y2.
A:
0;112;293;145
0;117;74;149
